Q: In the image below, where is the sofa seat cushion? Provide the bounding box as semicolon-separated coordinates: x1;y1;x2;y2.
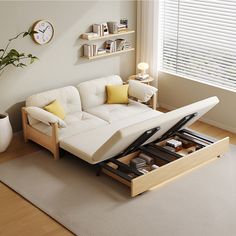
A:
85;100;153;123
60;109;163;164
31;111;108;140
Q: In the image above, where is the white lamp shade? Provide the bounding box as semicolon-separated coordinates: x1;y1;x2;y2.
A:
137;62;149;71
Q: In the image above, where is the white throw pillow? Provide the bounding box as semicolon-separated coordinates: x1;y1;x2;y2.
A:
128;80;157;102
25;107;67;128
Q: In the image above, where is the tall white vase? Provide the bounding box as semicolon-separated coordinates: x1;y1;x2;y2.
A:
0;113;13;153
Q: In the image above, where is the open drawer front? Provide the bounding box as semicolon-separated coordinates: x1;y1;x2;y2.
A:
101;130;229;197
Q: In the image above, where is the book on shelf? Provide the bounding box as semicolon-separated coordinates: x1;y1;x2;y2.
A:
93;24;102;36
117;23;127;32
97;48;106;55
93;45;98;56
83;44;98;57
93;23;110;37
81;32;98;40
104;40;115;53
83;44;90;57
104;39;131;53
124;41;132;49
115;38;126;51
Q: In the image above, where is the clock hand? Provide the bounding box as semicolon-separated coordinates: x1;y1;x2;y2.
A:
43;26;49;33
38;29;44;33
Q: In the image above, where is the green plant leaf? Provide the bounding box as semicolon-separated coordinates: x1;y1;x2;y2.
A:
1;56;10;65
12;62;18;67
17;63;27;68
23;32;29;37
0;28;39;72
28;27;33;34
9;49;20;56
28;27;38;35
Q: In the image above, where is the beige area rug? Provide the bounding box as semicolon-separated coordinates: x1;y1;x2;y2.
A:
0;146;236;236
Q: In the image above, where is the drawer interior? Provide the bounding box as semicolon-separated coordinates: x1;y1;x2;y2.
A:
102;129;214;184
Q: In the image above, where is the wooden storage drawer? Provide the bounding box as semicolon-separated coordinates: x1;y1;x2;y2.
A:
102;135;229;197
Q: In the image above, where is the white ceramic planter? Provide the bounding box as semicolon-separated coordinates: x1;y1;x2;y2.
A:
0;113;13;153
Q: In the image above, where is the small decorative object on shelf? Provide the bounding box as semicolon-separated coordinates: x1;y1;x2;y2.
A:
120;18;128;28
101;22;109;35
0;113;13;153
107;22;118;34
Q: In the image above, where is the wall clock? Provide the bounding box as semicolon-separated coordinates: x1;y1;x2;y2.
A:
32;20;54;45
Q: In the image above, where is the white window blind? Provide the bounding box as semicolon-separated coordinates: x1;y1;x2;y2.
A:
159;0;236;90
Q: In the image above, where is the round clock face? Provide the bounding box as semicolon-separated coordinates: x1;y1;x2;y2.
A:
32;20;54;45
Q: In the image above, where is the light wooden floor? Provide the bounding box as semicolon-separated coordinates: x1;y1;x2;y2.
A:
0;120;236;236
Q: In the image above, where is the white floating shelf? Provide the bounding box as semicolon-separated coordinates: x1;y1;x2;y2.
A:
83;48;135;60
81;30;135;41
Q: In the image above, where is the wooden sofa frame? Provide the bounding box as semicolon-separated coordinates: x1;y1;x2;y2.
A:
22;108;60;160
21;93;157;161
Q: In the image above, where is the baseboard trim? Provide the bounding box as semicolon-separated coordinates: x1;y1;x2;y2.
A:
159;102;236;134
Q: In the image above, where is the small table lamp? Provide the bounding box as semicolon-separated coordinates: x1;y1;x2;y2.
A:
137;62;149;79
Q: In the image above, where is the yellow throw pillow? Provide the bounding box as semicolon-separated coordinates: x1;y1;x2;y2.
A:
44;100;65;120
106;84;129;104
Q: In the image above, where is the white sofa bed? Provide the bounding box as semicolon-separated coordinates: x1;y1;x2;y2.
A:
22;75;160;160
22;75;229;196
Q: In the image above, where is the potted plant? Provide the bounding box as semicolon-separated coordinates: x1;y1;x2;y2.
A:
0;113;13;152
0;28;38;152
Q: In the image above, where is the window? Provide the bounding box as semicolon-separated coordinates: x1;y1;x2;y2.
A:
159;0;236;90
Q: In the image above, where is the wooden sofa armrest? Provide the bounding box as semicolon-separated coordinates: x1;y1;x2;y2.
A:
150;92;157;110
21;107;60;160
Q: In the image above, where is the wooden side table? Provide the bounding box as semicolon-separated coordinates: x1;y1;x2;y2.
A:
128;75;154;85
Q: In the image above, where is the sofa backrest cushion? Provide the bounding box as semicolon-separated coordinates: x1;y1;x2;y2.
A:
77;75;123;110
26;86;82;125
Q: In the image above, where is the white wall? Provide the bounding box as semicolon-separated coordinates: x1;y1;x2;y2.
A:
158;71;236;133
0;1;136;131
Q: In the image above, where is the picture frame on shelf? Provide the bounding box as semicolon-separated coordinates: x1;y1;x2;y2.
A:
101;22;109;36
